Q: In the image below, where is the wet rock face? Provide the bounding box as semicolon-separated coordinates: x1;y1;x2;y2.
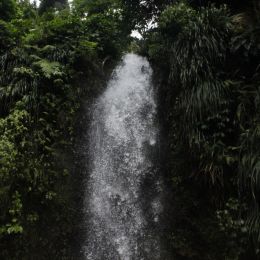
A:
82;54;165;260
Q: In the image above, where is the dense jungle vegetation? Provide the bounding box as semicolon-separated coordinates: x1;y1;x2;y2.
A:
0;0;259;259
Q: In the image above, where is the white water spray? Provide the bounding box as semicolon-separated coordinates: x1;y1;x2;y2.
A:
83;54;162;260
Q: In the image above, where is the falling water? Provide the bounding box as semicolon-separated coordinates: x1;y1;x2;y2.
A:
83;54;163;260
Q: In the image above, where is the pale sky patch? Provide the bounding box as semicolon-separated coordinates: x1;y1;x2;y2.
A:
131;30;142;39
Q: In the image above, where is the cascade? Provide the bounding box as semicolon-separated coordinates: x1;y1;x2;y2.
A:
83;54;163;260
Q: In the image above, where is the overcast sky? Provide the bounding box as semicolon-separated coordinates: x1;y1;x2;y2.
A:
31;0;40;5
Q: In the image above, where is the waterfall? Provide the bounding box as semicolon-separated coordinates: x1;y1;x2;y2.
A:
83;54;163;260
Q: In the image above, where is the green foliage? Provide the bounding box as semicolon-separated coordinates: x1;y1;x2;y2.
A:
216;198;249;259
0;107;29;237
0;0;17;21
145;1;260;258
84;11;125;57
0;0;128;258
74;0;119;14
1;0;258;259
33;59;63;79
151;2;232;181
121;0;175;30
39;0;69;15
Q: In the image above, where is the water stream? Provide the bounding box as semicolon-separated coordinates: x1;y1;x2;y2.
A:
83;54;163;260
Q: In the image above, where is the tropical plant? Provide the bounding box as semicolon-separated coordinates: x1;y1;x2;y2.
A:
0;0;128;258
0;0;17;21
145;1;260;258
